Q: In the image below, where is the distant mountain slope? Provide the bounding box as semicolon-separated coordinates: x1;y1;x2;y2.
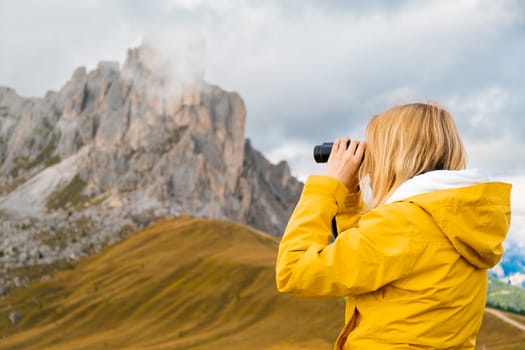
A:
0;217;524;349
0;218;342;349
486;277;525;315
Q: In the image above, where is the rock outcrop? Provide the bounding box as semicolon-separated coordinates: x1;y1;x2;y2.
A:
0;43;302;282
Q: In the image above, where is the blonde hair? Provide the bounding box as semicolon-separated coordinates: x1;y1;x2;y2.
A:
359;102;467;208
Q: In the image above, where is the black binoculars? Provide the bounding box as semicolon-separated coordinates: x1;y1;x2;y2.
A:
313;142;334;163
313;140;363;163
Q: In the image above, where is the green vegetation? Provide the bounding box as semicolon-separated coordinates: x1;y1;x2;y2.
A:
27;138;35;150
0;105;8;117
45;175;88;211
9;133;61;177
167;124;189;145
79;193;109;210
151;125;189;154
486;278;525;315
31;133;61;167
0;177;26;196
35;217;94;253
43;154;61;167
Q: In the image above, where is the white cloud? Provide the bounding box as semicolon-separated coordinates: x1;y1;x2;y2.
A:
266;140;321;182
495;174;525;246
447;86;518;133
465;135;525;174
0;0;523;180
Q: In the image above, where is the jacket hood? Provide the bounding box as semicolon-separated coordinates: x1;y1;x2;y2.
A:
387;169;512;269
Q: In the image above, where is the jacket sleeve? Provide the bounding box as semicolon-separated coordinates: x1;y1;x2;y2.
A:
335;189;364;232
275;175;418;297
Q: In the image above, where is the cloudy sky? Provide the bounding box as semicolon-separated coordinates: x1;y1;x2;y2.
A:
0;0;524;243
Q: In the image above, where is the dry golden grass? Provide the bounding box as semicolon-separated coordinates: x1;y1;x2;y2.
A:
476;309;525;350
0;217;523;349
0;217;343;349
502;311;525;327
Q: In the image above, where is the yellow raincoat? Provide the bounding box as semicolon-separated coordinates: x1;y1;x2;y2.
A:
276;173;511;349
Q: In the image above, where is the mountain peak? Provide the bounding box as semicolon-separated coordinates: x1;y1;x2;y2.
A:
0;44;302;283
122;35;205;106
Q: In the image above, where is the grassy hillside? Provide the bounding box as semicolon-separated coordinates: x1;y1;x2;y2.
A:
0;217;343;349
0;217;524;349
487;278;525;315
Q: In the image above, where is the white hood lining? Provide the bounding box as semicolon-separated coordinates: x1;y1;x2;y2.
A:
385;169;490;204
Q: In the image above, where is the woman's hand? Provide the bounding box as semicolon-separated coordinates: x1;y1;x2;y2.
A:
325;137;365;192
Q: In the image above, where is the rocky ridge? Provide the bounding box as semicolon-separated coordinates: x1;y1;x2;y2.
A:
0;43;302;288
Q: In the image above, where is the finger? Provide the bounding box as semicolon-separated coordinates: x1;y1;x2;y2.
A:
346;139;359;155
328;138;340;161
355;140;366;161
332;138;341;153
340;137;351;152
333;137;348;155
336;137;349;157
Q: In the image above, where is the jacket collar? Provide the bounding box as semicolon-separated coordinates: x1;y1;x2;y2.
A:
385;169;490;204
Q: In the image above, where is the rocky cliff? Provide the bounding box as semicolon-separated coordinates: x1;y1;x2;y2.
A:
0;43;302;285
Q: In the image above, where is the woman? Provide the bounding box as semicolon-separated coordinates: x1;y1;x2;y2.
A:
275;103;511;349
